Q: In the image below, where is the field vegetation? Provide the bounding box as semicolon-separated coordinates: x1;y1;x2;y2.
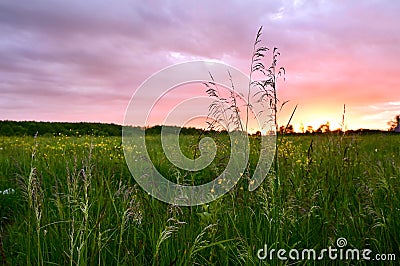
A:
0;132;399;265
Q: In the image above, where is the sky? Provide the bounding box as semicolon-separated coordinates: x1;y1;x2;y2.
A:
1;0;399;131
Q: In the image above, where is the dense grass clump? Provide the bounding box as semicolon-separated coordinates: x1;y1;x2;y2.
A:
0;133;399;265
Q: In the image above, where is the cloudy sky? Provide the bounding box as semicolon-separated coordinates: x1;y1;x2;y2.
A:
1;0;399;131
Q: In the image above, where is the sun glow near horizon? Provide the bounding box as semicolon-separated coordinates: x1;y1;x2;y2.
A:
140;90;396;133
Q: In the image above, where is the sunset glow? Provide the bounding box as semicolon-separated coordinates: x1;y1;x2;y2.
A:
1;0;399;131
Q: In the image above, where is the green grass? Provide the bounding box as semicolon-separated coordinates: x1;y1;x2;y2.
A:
0;133;399;265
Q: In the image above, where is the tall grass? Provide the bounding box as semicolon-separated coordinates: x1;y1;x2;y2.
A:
0;133;399;265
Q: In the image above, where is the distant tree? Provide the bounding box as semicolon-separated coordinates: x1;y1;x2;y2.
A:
278;125;294;134
316;122;330;133
306;126;314;134
279;125;285;134
253;131;261;136
286;124;294;134
388;115;400;132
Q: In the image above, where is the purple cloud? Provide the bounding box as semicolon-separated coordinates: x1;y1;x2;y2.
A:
0;0;399;130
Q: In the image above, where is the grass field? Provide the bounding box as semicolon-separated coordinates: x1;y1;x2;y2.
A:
0;133;399;265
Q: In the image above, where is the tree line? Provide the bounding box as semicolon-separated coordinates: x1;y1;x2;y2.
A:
1;119;398;137
0;121;214;137
0;120;122;136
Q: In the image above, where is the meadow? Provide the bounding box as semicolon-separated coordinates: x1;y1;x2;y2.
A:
0;132;399;265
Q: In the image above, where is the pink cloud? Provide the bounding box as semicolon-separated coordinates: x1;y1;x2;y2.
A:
0;0;399;131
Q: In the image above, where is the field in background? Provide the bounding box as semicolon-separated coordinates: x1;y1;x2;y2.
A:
0;133;399;265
